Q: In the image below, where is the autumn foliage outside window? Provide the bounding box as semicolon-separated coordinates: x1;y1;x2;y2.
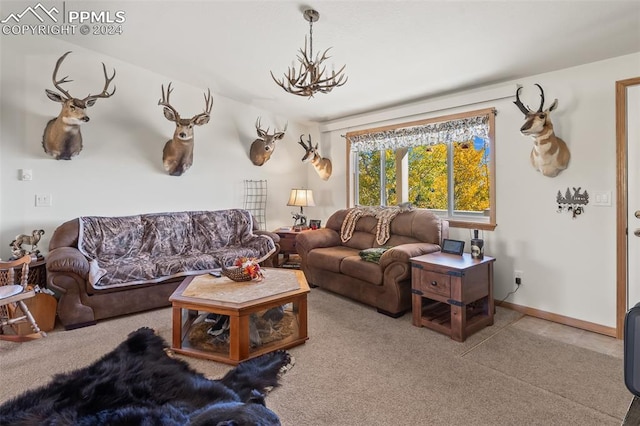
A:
348;108;496;230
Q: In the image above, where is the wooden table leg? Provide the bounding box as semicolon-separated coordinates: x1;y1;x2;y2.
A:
412;294;422;327
451;304;466;342
297;296;308;339
172;306;182;349
229;314;250;362
229;315;240;361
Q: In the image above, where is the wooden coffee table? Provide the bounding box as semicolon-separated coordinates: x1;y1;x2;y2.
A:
169;268;309;365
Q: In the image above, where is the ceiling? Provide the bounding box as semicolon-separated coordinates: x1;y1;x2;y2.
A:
52;0;640;123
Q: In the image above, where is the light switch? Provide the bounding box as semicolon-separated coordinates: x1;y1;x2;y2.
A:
20;169;32;181
593;190;612;206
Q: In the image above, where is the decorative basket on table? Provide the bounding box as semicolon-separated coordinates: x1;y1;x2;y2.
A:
221;257;264;282
221;266;253;282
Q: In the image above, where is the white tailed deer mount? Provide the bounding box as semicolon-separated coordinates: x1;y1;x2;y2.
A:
514;84;570;177
298;134;332;180
158;83;213;176
249;118;287;166
42;51;116;160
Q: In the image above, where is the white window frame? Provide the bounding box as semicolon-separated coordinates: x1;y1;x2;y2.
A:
346;107;497;230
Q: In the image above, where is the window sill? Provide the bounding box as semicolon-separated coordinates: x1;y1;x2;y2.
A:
447;220;496;231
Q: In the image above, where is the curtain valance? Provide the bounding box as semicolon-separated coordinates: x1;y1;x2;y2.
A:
348;114;490;152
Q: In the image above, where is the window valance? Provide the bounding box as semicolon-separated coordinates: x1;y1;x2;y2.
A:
348;114;491;152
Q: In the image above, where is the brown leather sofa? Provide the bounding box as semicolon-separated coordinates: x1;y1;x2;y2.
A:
46;210;279;329
296;208;448;317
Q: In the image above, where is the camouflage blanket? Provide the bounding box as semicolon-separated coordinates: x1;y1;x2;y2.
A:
78;209;275;290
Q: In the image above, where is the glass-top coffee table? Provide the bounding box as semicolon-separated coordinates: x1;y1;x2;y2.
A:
169;268;309;365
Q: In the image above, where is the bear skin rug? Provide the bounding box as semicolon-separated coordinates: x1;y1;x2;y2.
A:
0;327;291;426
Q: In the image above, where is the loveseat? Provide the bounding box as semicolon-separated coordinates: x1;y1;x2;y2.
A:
296;207;448;317
46;209;278;329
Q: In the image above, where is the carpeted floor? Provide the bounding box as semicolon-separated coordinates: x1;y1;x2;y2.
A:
0;288;632;425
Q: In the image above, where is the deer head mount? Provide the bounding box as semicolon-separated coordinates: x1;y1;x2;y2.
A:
249;118;287;166
158;83;213;176
42;51;116;160
514;84;570;177
298;134;332;180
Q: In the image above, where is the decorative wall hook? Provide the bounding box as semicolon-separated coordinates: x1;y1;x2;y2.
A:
556;187;589;218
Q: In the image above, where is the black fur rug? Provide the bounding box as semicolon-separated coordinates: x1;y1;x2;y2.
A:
0;327;291;426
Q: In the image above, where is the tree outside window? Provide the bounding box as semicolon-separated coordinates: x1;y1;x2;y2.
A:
348;108;496;230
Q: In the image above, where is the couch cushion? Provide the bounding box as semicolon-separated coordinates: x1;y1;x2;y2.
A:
79;215;144;260
307;246;359;273
191;210;246;251
325;208;443;246
340;255;384;286
154;253;217;277
388;209;443;243
140;212;192;257
87;255;156;291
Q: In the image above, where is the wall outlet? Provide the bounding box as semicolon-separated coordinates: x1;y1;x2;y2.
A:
35;194;52;207
514;270;523;286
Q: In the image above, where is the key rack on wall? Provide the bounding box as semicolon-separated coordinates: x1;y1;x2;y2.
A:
557;187;589;219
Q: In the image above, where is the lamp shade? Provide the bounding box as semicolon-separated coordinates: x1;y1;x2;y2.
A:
287;189;316;207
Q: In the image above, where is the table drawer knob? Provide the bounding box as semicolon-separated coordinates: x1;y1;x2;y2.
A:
431;281;438;286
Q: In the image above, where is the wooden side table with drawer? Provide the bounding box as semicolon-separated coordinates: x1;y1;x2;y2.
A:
410;252;495;342
273;229;310;268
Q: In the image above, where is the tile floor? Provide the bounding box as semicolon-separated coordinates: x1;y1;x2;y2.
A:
511;315;624;359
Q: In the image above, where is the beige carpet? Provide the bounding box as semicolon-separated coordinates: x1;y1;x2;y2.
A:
0;288;632;425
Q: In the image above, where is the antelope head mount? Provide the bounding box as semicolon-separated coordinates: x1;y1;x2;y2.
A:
514;84;570;177
158;83;213;176
249;118;287;166
298;134;332;180
42;51;116;160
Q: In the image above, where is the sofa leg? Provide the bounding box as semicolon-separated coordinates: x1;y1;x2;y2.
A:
376;308;405;318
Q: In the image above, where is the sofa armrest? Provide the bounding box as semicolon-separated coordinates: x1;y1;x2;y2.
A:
47;246;89;277
379;242;441;269
295;228;341;254
46;247;97;328
254;230;280;244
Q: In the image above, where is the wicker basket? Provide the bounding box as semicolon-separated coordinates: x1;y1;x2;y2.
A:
221;266;253;282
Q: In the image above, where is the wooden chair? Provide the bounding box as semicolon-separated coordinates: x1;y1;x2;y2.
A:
0;255;46;339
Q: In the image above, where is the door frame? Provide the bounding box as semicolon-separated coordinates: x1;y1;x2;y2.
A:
616;76;640;338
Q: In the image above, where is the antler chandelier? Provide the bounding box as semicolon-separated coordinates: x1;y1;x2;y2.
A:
270;9;347;98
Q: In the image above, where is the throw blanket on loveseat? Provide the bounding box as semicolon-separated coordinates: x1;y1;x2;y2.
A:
340;204;414;245
78;209;275;289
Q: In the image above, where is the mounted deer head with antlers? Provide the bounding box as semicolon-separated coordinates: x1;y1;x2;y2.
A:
514;84;570;177
158;83;213;176
249;118;287;166
298;134;332;180
42;51;116;160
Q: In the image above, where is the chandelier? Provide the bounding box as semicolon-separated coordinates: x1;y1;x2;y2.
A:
270;9;347;98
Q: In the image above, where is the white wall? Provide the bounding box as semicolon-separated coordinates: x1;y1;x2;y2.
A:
0;35;317;259
2;29;638;330
313;53;640;329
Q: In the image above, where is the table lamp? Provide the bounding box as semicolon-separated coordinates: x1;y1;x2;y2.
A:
287;189;315;228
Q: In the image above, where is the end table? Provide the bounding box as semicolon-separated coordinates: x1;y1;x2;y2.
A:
410;252;495;342
273;229;310;268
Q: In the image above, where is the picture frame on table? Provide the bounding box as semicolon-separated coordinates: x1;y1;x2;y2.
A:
441;239;465;256
309;219;321;230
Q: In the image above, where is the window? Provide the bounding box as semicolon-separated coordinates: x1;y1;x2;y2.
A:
347;108;496;230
